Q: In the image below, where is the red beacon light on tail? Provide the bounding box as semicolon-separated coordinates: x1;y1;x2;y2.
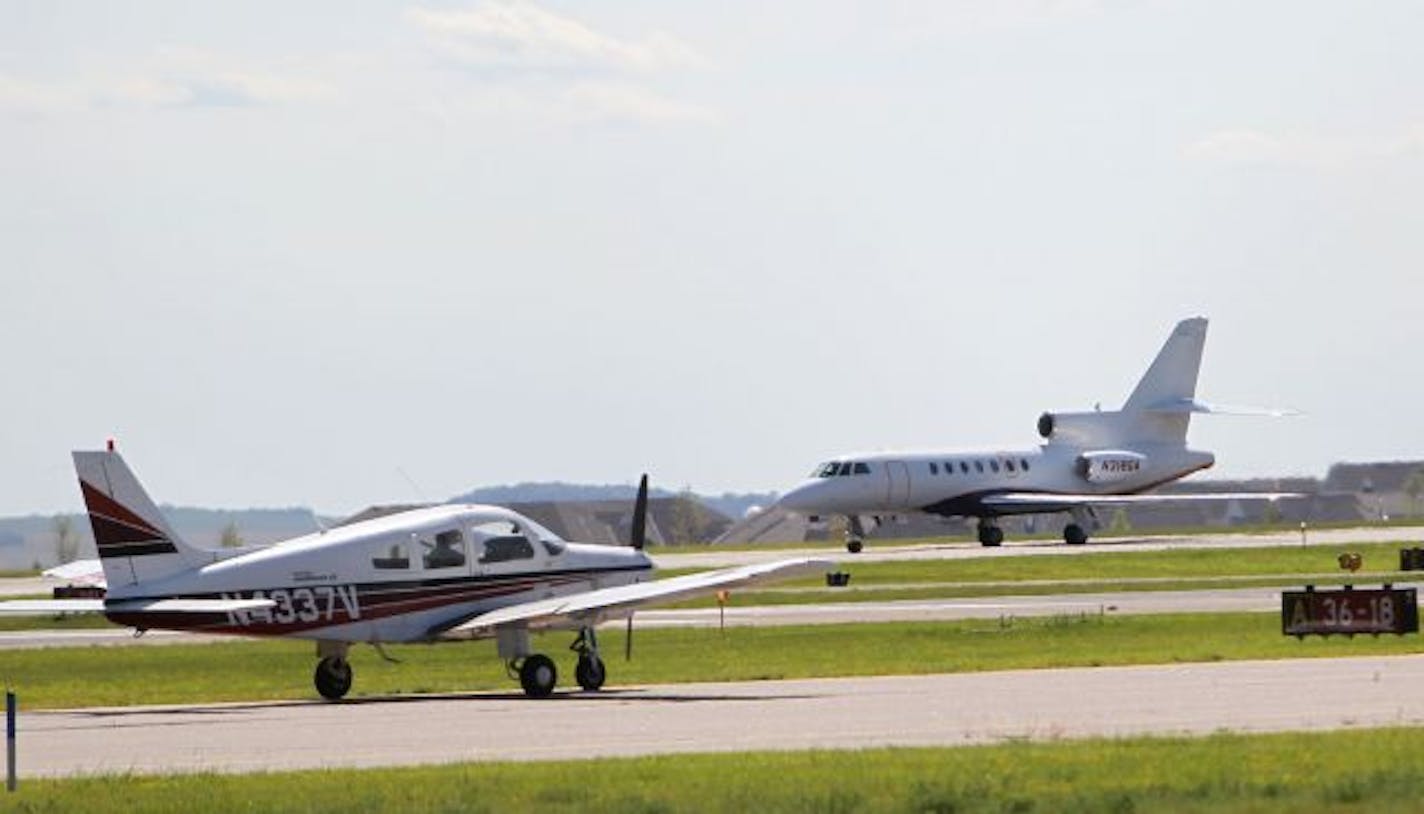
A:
106;437;116;452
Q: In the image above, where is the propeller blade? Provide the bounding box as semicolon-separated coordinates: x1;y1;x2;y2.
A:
631;474;648;550
625;613;634;661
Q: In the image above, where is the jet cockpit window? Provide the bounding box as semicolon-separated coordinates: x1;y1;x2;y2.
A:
372;541;410;570
813;462;842;478
422;528;467;570
853;463;870;474
838;463;855;476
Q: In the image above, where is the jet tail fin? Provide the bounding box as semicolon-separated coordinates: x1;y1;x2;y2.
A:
73;448;205;588
1123;317;1208;413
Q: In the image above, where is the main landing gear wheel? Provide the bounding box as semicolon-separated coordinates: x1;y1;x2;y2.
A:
977;522;1004;547
519;654;557;698
575;653;606;691
1063;523;1089;545
314;656;353;700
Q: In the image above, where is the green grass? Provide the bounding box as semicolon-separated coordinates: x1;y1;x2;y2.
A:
4;613;1420;710
10;728;1424;812
0;613;119;631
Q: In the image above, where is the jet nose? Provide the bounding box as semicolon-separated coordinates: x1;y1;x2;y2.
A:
777;481;821;513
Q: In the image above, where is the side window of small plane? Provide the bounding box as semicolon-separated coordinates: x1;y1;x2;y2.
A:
422;529;467;570
974;460;984;473
372;541;410;570
482;535;536;563
929;462;938;475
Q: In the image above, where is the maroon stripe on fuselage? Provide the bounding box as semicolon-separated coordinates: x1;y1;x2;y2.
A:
103;570;627;638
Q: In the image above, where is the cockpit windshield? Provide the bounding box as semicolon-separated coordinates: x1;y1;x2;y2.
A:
812;461;871;478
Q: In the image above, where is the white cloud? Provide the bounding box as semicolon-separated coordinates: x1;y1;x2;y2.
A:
0;50;335;116
1184;126;1424;169
564;81;719;125
406;3;709;74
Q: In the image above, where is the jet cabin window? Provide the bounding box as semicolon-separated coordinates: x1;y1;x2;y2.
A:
1021;459;1031;472
372;541;410;570
959;462;969;474
929;462;938;475
421;529;467;570
974;461;984;473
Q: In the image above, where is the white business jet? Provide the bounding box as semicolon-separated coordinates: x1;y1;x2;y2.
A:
778;318;1296;552
1;445;827;700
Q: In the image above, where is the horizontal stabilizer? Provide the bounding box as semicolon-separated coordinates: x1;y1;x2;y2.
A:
1145;398;1299;417
0;599;106;614
0;597;276;615
441;557;832;638
982;491;1305;513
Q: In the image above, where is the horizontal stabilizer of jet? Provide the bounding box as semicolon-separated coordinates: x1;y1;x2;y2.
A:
441;557;832;637
1145;398;1299;417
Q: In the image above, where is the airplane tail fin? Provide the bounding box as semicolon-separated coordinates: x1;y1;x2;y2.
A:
1123;317;1208;414
73;447;205;588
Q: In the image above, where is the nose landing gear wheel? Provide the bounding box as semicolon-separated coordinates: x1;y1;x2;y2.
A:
314;656;353;700
519;653;557;698
575;653;606;691
1064;523;1089;545
846;539;864;554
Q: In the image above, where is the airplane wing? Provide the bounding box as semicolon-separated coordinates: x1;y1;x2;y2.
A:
0;598;277;614
440;557;832;638
981;491;1304;513
42;558;107;587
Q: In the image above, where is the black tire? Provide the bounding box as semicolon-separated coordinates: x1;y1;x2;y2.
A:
1064;524;1088;545
314;657;353;700
519;654;557;698
575;654;606;691
846;539;864;554
978;525;1003;547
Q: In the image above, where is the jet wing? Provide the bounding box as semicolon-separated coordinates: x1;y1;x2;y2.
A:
0;598;277;614
440;557;832;638
981;491;1303;513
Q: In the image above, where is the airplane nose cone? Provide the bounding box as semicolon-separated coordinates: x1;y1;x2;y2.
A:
777;481;819;513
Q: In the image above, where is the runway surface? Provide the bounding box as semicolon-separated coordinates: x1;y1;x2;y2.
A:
18;654;1424;777
653;525;1424;569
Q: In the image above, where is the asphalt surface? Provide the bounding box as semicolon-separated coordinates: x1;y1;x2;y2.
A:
652;525;1424;569
17;654;1424;777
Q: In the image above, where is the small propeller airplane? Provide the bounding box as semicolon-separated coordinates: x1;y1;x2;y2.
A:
0;444;830;700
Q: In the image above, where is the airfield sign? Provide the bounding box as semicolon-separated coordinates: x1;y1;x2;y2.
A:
1282;586;1419;637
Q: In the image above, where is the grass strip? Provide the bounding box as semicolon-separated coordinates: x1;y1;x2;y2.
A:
4;613;1421;710
9;728;1424;812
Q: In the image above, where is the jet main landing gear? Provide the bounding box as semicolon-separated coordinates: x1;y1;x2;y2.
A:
845;515;867;554
976;519;1004;547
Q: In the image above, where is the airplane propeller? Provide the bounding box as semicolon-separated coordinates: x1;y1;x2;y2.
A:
626;473;649;660
630;473;648;551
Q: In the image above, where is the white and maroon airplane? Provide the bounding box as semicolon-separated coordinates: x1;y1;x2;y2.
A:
777;318;1297;552
1;446;827;700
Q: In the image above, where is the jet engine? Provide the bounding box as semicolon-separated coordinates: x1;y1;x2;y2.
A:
1074;450;1147;484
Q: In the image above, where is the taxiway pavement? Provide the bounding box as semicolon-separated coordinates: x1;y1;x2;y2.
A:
653;525;1424;569
17;654;1424;777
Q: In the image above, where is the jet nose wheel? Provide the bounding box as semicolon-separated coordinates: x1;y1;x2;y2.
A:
846;539;864;554
575;653;606;691
1063;524;1089;545
314;656;353;701
519;654;558;698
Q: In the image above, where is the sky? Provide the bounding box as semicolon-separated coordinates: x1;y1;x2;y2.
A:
2;0;1421;516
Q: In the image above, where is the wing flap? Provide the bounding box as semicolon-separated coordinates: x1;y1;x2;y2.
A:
442;557;832;638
